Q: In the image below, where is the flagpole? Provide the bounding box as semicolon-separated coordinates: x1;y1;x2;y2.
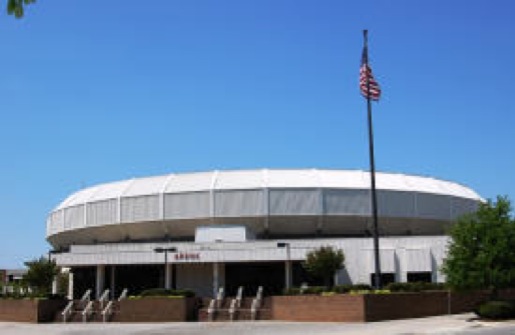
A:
363;29;382;289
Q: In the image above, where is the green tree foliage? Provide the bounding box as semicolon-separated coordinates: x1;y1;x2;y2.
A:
442;196;515;296
23;256;58;295
303;246;345;287
6;0;35;18
56;271;69;296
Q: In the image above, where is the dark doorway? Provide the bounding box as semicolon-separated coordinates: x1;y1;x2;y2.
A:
225;262;284;296
225;261;324;296
72;266;95;299
370;272;395;286
407;271;432;283
292;262;324;287
115;265;162;296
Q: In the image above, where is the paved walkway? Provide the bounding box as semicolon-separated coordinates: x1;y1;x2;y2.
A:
1;313;515;335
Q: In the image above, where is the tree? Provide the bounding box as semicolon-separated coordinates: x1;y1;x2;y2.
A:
23;256;59;295
6;0;35;19
442;196;515;297
303;246;345;287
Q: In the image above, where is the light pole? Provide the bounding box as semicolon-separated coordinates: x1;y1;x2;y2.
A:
47;250;58;263
277;242;291;290
154;247;177;289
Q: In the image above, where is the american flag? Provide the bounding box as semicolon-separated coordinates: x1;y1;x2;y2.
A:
360;45;381;101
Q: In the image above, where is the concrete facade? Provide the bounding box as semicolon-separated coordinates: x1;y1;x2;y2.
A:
46;169;482;298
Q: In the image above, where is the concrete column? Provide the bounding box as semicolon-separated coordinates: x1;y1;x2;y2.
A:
165;263;173;290
96;265;105;299
110;266;116;299
67;272;74;300
285;261;292;290
283;244;292;290
51;275;59;294
213;262;219;298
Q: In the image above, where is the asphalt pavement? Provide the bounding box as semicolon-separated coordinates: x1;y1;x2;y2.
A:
1;313;515;335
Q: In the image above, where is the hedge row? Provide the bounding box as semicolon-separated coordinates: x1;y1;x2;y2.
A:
385;282;447;292
138;288;195;297
475;300;515;319
282;282;447;295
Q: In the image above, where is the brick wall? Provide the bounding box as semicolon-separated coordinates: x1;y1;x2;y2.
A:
364;292;448;321
271;295;366;322
0;299;66;323
115;297;198;322
270;290;515;322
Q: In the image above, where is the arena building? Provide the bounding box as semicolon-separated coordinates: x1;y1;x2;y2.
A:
46;169;482;299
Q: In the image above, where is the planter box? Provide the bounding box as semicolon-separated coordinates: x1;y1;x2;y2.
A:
116;297;198;322
271;289;515;322
0;299;67;323
272;294;366;322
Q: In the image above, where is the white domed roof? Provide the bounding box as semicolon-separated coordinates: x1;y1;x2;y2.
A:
54;169;482;211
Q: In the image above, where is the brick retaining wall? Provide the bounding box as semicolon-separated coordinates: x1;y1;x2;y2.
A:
271;290;515;322
2;290;515;323
272;294;365;322
0;299;67;323
115;297;198;322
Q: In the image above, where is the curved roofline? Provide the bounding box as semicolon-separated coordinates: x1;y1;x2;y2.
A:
52;168;483;212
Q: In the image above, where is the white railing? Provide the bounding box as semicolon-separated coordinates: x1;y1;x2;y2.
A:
256;286;263;302
98;289;110;310
101;300;114;323
235;286;243;308
216;287;224;309
61;300;74;323
229;299;237;321
79;289;92;309
118;288;128;302
250;286;264;320
250;298;259;321
207;299;216;321
82;300;93;323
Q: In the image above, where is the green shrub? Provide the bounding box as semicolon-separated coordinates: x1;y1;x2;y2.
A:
282;287;302;295
139;288;195;298
373;289;391;294
475;301;515;320
332;285;351;294
303;286;327;294
332;283;372;293
385;282;446;292
174;289;195;297
350;283;373;291
350;289;372;295
386;282;412;292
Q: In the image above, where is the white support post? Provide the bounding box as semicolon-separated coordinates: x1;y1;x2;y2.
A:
68;272;74;300
52;276;59;295
96;265;105;299
213;262;219;298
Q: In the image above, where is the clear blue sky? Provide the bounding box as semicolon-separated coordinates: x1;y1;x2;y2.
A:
1;1;514;268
